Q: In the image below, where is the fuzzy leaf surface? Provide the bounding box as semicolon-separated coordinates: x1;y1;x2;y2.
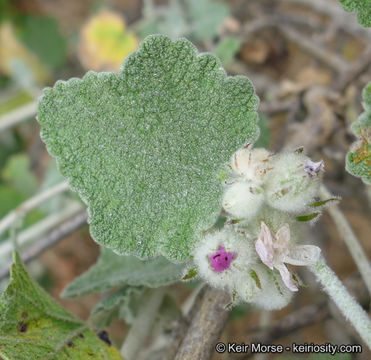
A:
0;252;122;360
346;82;371;184
339;0;371;27
38;35;259;261
62;247;186;298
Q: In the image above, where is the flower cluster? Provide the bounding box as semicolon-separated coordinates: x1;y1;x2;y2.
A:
190;146;329;310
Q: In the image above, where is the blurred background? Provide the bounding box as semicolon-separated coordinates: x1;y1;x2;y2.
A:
0;0;370;359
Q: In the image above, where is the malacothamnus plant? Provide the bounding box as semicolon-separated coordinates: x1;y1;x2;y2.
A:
0;33;370;360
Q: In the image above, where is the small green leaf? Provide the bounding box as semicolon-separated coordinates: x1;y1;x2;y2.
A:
2;154;38;196
250;269;262;290
62;247;186;298
182;267;198;280
346;82;371;184
296;212;320;222
91;286;145;327
339;0;371;27
38;35;259;261
0;252;122;360
187;0;229;41
214;37;241;66
309;197;341;207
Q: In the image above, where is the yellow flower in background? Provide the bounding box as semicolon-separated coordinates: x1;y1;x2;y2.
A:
79;10;138;72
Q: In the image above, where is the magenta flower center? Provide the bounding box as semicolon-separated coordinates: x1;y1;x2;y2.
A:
209;246;236;272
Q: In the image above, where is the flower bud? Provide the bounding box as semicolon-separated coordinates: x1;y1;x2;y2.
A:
193;228;257;289
264;152;323;213
231;147;272;184
222;181;264;219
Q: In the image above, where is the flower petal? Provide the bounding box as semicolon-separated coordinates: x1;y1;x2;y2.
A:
284;245;321;266
275;263;298;292
255;238;274;269
274;223;290;251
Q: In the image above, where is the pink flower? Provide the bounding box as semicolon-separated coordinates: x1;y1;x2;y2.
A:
304;160;324;177
209;246;236;272
255;222;321;291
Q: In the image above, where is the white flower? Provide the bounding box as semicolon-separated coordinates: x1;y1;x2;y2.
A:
255;221;321;291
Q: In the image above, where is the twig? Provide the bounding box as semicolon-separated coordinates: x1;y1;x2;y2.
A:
334;45;371;92
0;100;37;132
0;201;84;264
280;0;371;39
120;287;166;360
279;24;348;73
320;185;371;295
0;208;87;281
0;182;70;238
174;286;230;360
259;99;296;115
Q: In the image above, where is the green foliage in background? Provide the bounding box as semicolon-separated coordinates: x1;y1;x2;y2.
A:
339;0;371;27
0;252;122;360
62;247;186;298
18;16;66;69
136;0;228;41
214;37;241;66
38;35;259;261
346;82;371;184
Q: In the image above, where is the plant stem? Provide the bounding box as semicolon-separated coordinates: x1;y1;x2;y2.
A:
320;185;371;295
0;209;87;281
120;287;166;360
174;286;230;360
0;100;37;131
0;201;83;263
309;257;371;348
0;181;70;238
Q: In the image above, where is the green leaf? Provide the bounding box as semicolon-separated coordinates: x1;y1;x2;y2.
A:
255;113;270;148
0;252;122;360
187;0;229;41
62;247;186;298
19;15;66;69
2;154;38;196
182;267;198;280
214;37;241;66
309;197;341;207
346;82;371;184
38;35;259;261
91;286;145;327
339;0;371;27
296;212;320;222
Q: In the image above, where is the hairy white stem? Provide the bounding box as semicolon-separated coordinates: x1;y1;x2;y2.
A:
310;257;371;348
120;287;166;360
0;100;37;131
0;201;83;263
0;182;70;238
320;186;371;295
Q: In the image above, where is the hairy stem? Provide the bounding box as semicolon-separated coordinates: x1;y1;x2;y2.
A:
174;286;230;360
0;181;70;237
320;186;371;295
120;287;166;360
309;257;371;348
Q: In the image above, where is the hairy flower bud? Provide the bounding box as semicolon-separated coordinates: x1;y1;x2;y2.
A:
231;147;272;184
264;153;323;213
222;181;264;219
